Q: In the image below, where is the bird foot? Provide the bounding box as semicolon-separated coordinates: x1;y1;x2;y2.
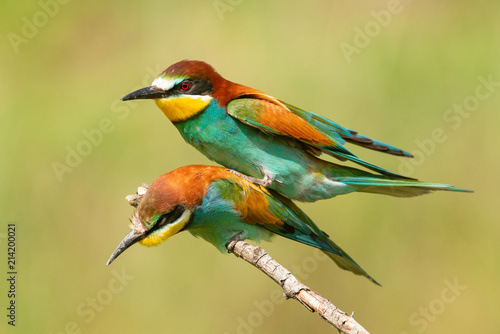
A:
226;232;244;252
226;169;273;187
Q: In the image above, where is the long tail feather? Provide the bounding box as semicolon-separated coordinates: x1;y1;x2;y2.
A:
321;250;380;286
333;152;415;180
265;190;380;284
338;176;473;197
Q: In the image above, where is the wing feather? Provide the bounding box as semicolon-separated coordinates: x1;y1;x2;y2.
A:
225;178;379;284
227;94;411;179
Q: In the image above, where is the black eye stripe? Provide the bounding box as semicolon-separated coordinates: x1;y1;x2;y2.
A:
174;80;213;96
145;205;185;236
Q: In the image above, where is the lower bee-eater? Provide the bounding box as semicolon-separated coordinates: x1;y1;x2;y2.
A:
107;165;379;285
122;60;471;202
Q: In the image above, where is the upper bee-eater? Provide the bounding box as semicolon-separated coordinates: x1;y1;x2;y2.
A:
106;165;379;284
122;60;470;202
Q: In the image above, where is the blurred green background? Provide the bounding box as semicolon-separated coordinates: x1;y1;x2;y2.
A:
1;0;498;333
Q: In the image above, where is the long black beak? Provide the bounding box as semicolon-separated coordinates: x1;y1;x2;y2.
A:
121;86;169;101
106;229;146;266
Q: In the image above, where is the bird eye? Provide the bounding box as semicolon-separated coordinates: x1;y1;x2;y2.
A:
180;81;191;91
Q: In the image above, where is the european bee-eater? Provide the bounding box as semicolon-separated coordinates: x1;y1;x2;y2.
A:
107;165;379;284
122;60;470;202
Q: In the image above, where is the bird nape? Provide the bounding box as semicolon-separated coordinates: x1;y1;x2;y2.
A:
121;60;471;202
107;165;380;285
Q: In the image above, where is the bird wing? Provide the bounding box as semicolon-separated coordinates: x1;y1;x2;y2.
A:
223;177;379;284
227;93;412;179
283;101;413;157
262;189;379;285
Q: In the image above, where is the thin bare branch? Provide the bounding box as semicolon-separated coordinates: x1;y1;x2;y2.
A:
226;239;370;334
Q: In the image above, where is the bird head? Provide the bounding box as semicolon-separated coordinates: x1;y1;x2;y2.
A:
106;165;227;265
121;60;226;122
105;202;193;266
106;168;205;266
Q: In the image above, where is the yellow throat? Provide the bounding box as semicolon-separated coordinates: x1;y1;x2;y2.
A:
138;210;193;247
155;95;212;122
